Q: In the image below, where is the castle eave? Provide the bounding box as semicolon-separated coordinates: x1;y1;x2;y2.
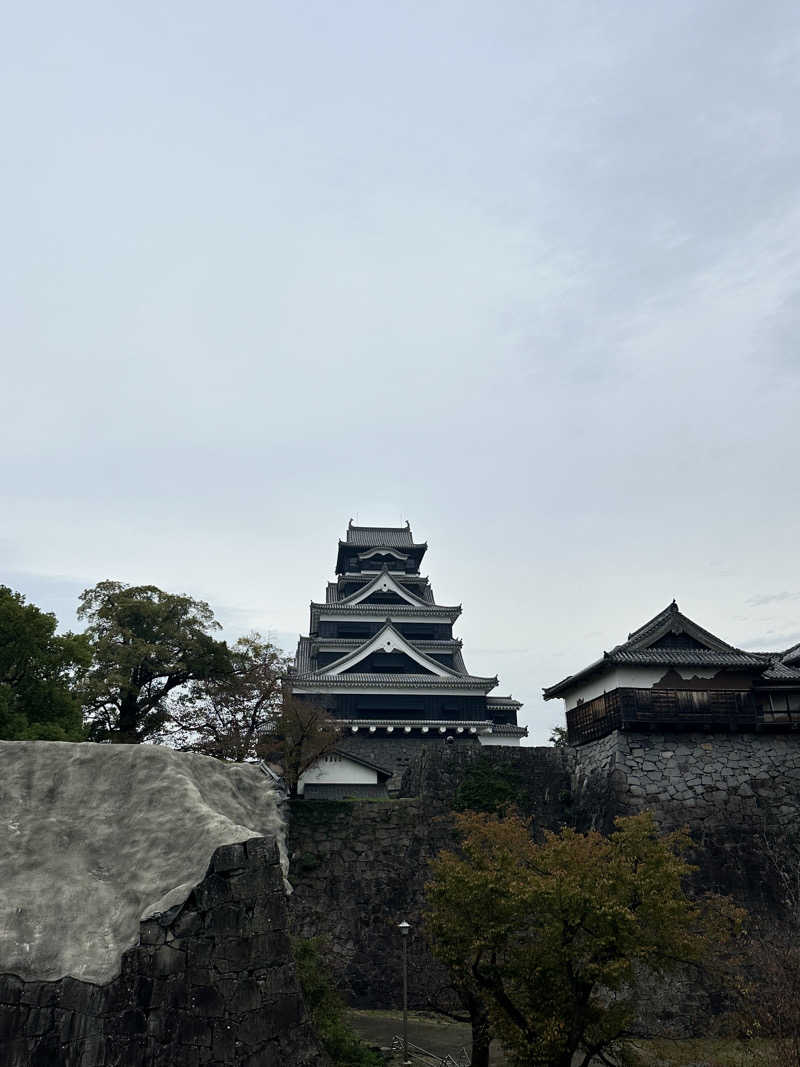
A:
291;672;497;692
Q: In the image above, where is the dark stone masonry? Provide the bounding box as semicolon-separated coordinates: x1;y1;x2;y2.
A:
5;732;800;1061
0;838;323;1067
287;745;573;1010
572;730;800;905
287;733;800;1034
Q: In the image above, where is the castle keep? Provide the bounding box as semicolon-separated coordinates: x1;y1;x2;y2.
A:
288;522;526;776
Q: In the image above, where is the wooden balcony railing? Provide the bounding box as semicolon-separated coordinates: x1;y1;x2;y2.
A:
566;687;779;745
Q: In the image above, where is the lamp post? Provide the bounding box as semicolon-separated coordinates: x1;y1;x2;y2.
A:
398;921;411;1066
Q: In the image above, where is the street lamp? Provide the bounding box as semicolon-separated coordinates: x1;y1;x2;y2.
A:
398;921;411;1066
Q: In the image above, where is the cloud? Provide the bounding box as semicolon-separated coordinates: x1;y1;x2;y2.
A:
4;1;800;745
745;592;800;607
740;630;800;651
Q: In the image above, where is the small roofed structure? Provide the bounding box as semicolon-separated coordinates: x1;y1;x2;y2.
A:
297;749;392;800
544;601;800;745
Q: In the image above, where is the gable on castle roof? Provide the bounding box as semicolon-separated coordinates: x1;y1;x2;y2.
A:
336;569;432;608
302;622;464;679
618;600;739;653
543;601;770;699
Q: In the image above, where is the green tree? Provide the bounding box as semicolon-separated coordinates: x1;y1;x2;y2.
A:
549;724;569;748
259;693;341;797
739;831;800;1066
425;811;741;1067
0;585;89;741
292;936;382;1067
167;633;289;761
453;760;523;816
78;580;230;743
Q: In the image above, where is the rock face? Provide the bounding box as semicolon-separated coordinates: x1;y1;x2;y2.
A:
0;742;323;1066
0;838;322;1066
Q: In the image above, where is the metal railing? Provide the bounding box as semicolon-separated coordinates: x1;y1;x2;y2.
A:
390;1035;471;1065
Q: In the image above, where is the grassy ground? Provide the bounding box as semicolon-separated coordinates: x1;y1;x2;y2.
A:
348;1010;780;1066
625;1037;778;1065
349;1009;504;1064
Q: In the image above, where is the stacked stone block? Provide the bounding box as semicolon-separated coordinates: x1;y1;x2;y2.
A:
0;838;323;1067
572;731;800;905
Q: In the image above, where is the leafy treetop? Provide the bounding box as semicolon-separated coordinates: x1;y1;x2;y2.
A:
425;810;742;1067
167;633;289;762
78;580;230;744
0;585;89;741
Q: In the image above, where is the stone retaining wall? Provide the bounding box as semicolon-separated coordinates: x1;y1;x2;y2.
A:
572;731;800;905
288;799;453;1010
336;734;479;792
0;839;323;1067
287;746;574;1010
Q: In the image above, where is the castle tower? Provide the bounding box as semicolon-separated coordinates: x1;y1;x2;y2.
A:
288;521;526;779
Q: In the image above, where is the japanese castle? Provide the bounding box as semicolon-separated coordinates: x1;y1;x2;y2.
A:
288;522;526;773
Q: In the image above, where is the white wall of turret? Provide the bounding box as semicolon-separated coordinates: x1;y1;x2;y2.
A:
563;666;720;710
297;753;378;796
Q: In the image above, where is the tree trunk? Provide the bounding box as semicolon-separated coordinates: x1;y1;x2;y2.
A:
467;993;492;1067
117;691;141;743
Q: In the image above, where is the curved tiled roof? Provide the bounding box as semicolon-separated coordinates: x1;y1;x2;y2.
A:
336;523;428;573
293;636;313;673
296;634;466;675
490;723;529;736
311;602;461;620
611;649;770;667
336;569;432;609
315;637;462;652
543;602;771;699
313;622;466;679
291;672;498;691
326;575;435;604
345;523;416;547
623;600;739;653
487;696;523;710
762;661;800;681
339;718;493;731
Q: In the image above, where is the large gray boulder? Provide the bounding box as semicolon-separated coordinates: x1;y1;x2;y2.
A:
0;741;284;983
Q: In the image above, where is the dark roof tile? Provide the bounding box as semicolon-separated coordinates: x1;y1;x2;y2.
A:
763;661;800;681
543;602;773;699
620;601;739;653
611;649;770;667
345;523;416;547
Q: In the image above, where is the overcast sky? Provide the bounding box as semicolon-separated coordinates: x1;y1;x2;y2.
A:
3;1;800;743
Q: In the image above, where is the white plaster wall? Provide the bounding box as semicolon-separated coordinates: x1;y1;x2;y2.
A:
297;754;377;795
563;666;722;710
478;734;521;747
